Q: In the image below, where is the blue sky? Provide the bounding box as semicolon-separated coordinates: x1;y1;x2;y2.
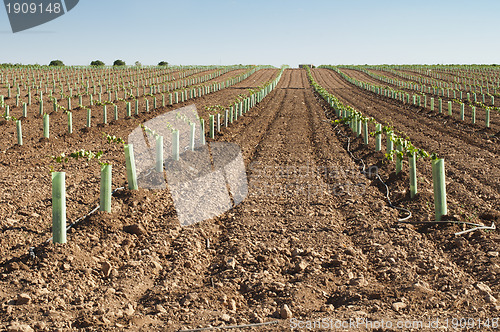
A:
1;0;499;67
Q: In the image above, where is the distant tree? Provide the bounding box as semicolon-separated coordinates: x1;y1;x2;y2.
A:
158;61;168;66
135;61;142;67
90;60;105;67
49;60;64;66
113;59;126;66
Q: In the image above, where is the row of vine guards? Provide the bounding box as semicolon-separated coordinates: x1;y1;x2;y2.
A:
305;67;448;222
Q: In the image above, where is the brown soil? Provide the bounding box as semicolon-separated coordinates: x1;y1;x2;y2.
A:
0;69;499;331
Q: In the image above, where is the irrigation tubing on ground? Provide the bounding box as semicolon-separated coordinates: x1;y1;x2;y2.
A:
319;99;495;236
331;121;412;222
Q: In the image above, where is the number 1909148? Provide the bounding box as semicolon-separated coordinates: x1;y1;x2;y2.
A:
5;2;62;14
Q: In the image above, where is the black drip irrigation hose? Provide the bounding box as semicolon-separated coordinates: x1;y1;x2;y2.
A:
319;101;495;236
330;121;412;222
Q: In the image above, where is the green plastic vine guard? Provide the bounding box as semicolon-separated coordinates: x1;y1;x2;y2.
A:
217;113;221;132
68;111;72;134
460;103;464;121
99;164;112;212
43;114;49;138
103;105;107;124
432;158;447;221
189;122;196;151
114;105;118;121
52;172;66;244
146;99;149;112
209;114;215;139
375;123;382;151
172;129;180;161
225;109;229;127
16;120;22;146
471;106;476;124
52;99;57;112
395;143;403;174
409;152;417;198
448;101;452;116
234;105;238;122
200;119;206;145
126;102;131;117
155;136;164;172
363;120;369;145
430;97;434;111
485;108;490;128
39;99;43;115
124;144;138;190
386;132;393;155
86;109;91;127
67;97;71;110
22;103;27;117
438;99;442;113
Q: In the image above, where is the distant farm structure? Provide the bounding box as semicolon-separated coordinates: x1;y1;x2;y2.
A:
299;64;314;69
